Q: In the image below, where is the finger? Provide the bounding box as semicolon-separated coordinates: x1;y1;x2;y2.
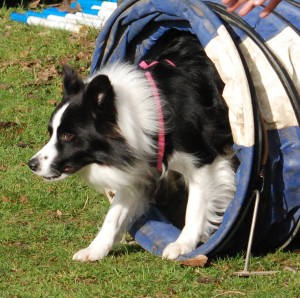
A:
237;1;256;16
222;0;236;5
260;0;281;17
252;0;267;6
226;0;248;12
237;0;267;16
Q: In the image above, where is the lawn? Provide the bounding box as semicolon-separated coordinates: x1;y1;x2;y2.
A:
0;5;299;298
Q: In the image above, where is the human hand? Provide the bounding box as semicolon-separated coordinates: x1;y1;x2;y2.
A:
221;0;282;18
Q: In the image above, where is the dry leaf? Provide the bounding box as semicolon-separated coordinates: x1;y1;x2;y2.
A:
56;210;63;218
168;288;177;295
19;196;29;204
222;263;231;271
179;254;208;267
0;164;7;171
75;51;88;61
35;79;52;85
10;242;28;248
284;265;298;272
213;291;246;297
58;2;82;13
59;57;70;65
0;83;12;90
2;196;11;203
0;122;18;129
16;142;32;148
37;65;59;84
105;189;116;203
29;0;41;9
47;99;59;106
21;59;42;69
197;275;220;284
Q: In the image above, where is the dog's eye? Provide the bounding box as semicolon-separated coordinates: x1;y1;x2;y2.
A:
61;133;74;141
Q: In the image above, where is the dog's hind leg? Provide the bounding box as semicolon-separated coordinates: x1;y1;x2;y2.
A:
162;156;235;260
72;189;147;262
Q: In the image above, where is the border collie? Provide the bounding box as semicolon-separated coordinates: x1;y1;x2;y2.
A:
28;32;236;261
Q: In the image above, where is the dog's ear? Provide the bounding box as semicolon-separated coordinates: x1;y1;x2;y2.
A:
84;74;114;109
62;65;84;97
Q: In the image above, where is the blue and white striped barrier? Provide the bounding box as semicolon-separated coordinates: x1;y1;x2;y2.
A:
10;0;117;33
70;0;117;10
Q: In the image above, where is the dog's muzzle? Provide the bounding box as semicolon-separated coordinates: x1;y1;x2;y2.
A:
28;157;62;180
28;157;40;172
28;157;77;180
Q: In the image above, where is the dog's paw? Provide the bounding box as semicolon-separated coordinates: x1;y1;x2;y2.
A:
72;245;110;262
162;242;195;260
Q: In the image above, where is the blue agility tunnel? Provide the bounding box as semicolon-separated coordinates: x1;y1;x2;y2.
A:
90;0;300;261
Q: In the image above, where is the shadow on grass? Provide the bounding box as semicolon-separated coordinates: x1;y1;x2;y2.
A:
110;243;146;258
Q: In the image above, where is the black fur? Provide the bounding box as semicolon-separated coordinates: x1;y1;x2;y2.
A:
145;32;232;167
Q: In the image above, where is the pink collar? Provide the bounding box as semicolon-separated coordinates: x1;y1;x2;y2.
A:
139;59;175;172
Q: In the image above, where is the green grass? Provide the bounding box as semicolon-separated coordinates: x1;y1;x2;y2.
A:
0;7;299;298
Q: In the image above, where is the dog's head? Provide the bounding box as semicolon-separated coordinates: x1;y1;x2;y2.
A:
28;65;135;181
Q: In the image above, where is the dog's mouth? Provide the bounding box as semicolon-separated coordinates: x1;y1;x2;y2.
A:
42;166;77;181
63;165;78;175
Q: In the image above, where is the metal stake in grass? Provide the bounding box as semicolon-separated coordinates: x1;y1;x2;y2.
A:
234;190;279;277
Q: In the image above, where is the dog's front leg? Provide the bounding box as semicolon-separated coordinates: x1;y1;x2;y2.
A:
162;165;211;260
162;180;207;260
73;189;146;262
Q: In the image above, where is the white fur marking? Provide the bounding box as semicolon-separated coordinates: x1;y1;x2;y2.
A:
90;62;160;159
162;154;235;260
31;103;69;180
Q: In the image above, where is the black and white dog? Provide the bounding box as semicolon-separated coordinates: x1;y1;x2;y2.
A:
28;32;236;261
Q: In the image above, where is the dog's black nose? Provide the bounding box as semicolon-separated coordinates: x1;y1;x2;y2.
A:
28;158;39;172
